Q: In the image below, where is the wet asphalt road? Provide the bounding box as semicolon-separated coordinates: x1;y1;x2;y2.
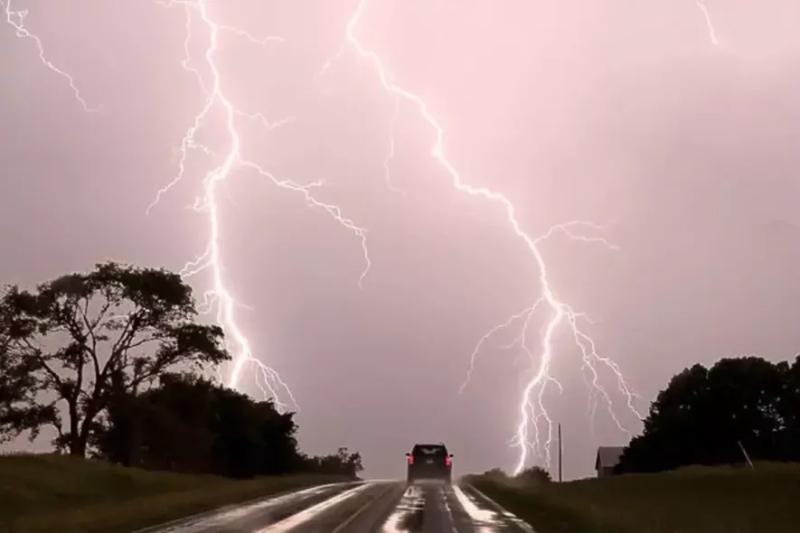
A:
147;480;534;533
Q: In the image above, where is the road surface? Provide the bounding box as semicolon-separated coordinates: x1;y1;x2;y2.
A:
147;480;534;532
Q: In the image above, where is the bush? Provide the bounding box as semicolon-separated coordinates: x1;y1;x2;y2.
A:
516;466;551;485
299;447;363;478
97;374;362;479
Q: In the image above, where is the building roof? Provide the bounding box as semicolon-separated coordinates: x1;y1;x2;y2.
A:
595;446;625;470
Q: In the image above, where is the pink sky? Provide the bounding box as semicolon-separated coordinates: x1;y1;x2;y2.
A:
2;0;800;479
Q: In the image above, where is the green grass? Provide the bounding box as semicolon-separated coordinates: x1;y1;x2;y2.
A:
0;454;345;533
468;462;800;533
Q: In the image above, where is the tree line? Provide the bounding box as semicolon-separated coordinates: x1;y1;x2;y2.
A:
618;355;800;473
0;263;361;478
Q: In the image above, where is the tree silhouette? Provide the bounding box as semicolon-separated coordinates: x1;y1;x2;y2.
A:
618;356;800;472
97;374;364;478
98;373;301;477
0;304;55;442
0;263;229;456
300;447;364;478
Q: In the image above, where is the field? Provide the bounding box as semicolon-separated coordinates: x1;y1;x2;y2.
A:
0;454;343;533
469;462;800;533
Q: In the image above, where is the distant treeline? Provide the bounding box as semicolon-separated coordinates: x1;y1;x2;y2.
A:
618;356;800;473
0;262;361;479
99;373;362;478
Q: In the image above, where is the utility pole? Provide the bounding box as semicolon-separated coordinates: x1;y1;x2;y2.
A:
738;441;754;469
558;423;563;482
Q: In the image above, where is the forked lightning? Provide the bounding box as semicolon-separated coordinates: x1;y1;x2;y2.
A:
327;0;641;473
695;0;720;47
4;0;730;472
149;0;372;409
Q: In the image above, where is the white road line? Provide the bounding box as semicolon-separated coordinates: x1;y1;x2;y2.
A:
440;487;459;533
452;485;500;528
256;483;371;532
151;483;350;533
464;485;536;533
435;485;458;533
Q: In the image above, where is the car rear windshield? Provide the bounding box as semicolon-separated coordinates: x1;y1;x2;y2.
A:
412;444;447;457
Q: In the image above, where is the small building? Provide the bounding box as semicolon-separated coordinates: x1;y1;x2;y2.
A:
595;446;624;477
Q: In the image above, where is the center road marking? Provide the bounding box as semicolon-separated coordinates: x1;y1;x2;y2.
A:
331;482;398;532
255;484;371;532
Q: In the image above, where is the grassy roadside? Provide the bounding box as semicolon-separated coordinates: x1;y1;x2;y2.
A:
467;462;800;533
0;454;347;533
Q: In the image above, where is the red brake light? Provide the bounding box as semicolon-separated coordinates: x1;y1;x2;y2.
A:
407;454;414;465
445;455;452;467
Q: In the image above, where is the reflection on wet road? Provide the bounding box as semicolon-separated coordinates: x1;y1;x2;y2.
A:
380;482;534;533
148;480;533;532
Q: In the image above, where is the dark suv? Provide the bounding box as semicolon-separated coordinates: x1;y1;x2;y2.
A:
406;443;453;483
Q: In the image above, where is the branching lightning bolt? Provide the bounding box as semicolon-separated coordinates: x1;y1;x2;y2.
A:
695;0;720;47
331;0;642;474
1;0;97;112
5;0;650;469
150;0;371;408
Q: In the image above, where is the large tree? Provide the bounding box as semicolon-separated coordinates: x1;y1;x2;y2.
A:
618;356;797;472
0;263;229;456
0;300;55;441
98;373;302;478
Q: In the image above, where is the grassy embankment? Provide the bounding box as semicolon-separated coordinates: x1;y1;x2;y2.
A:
0;453;345;533
468;462;800;533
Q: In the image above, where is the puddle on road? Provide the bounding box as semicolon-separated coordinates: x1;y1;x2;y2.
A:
381;484;426;532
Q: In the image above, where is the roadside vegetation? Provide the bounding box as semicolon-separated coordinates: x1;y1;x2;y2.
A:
618;356;800;473
0;453;347;533
0;263;363;531
468;355;800;533
468;462;800;533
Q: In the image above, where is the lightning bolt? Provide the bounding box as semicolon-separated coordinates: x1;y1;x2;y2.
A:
383;98;405;196
695;0;720;47
328;0;641;474
1;0;97;112
150;0;371;408
6;0;646;469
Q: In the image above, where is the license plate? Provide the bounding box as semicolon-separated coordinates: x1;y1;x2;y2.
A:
425;459;433;464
